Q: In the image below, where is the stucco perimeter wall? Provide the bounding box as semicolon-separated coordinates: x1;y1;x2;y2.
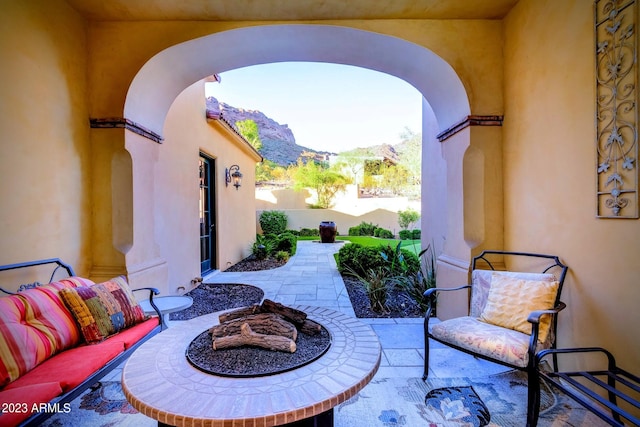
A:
0;1;92;284
162;81;259;290
257;209;402;238
504;0;640;372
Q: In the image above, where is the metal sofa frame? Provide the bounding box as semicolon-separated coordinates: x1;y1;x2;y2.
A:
0;258;163;427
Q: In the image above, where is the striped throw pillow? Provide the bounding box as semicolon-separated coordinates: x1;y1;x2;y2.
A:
0;277;93;386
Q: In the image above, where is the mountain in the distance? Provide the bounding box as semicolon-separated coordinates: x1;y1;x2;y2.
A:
206;97;331;166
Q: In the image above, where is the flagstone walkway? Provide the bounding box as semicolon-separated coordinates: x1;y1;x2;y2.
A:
203;240;509;379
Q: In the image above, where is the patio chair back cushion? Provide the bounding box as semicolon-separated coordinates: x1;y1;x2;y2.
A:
470;270;557;318
479;273;559;342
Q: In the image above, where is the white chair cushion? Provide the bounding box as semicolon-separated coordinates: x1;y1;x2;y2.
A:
430;316;552;368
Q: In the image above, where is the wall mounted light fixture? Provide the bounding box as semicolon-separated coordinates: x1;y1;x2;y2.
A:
225;164;242;190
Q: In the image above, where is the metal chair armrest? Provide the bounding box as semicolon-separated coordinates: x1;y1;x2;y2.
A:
423;284;471;298
527;301;566;324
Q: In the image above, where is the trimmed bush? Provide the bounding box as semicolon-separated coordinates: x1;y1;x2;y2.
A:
285;229;300;236
374;228;394;239
411;229;421;239
398;230;412;240
275;232;297;256
358;221;378;236
299;228;319;237
337;243;364;273
348;225;361;236
259;210;288;235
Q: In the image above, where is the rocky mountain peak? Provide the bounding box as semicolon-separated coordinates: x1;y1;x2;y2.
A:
206;96;329;166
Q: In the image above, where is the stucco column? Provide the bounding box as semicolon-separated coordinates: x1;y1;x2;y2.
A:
424;124;504;320
89;128;129;281
123;132;168;292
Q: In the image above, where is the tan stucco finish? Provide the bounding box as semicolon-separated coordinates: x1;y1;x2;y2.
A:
1;0;638;375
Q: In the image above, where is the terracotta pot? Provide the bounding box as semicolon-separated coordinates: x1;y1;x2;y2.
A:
319;221;337;243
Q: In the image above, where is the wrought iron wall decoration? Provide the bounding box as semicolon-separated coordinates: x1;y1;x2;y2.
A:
595;0;638;218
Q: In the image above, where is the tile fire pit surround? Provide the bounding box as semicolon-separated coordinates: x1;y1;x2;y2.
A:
122;305;381;427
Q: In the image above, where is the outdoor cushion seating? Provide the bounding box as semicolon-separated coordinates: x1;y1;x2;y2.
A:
0;259;163;427
423;250;568;427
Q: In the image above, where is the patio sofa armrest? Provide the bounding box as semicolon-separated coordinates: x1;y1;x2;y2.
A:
132;287;163;321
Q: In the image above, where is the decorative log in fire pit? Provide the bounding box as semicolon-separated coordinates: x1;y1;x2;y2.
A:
210;299;322;353
186;300;332;377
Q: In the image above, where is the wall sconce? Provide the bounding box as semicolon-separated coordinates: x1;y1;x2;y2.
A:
225;165;242;190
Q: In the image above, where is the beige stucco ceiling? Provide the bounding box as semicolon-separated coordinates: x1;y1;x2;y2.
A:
65;0;519;21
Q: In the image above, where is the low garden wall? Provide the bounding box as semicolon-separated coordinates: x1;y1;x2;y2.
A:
256;208;401;237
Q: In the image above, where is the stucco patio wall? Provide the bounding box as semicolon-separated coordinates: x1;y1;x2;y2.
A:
257;208;402;238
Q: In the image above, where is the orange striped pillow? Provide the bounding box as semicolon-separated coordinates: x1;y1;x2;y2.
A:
0;277;92;386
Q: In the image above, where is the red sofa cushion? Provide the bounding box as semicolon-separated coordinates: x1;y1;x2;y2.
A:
116;317;159;349
0;382;63;427
4;338;124;392
0;278;92;387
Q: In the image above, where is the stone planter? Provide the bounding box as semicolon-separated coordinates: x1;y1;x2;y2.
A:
319;221;337;243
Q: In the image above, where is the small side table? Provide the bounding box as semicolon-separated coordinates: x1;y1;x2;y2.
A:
139;295;193;330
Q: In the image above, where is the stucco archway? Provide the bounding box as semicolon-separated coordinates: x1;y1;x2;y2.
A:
125;25;470;137
121;25;488;317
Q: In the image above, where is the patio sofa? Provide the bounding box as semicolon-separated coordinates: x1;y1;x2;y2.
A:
0;259;162;427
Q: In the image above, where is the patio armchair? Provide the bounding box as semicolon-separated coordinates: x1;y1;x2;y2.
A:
422;250;568;427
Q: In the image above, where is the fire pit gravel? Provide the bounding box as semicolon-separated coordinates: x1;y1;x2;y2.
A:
186;325;331;377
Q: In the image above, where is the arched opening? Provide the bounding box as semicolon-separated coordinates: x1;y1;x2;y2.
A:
126;25;469;137
121;25;477;314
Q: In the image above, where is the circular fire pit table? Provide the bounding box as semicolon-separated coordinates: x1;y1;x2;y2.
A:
122;305;381;427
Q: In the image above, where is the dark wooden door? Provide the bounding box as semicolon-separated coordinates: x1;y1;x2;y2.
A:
199;155;216;273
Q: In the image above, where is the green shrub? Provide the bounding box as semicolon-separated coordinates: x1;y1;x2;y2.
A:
259;210;288;235
348;267;389;313
274;250;290;262
348;225;361;236
391;244;438;312
398;208;420;230
252;234;275;260
411;229;421;239
275;232;297;256
337;243;364;273
374;228;394;239
380;244;420;276
285;229;300;236
358;221;378;236
299;228;319;237
275;232;295;253
337;243;390;277
398;230;412;240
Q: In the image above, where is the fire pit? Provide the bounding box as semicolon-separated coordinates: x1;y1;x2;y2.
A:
186;300;332;377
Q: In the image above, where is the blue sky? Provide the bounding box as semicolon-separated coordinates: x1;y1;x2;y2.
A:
205;62;422;153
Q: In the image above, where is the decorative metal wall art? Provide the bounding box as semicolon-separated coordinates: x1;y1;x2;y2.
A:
595;0;638;218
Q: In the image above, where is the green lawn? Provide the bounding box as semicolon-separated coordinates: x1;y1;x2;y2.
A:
297;235;423;255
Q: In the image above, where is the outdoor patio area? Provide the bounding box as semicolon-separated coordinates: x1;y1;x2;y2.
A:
40;241;605;426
